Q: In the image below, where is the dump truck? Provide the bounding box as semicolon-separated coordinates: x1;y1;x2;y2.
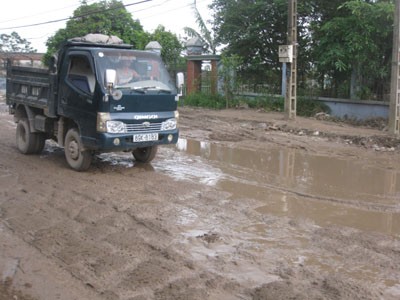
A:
6;34;180;171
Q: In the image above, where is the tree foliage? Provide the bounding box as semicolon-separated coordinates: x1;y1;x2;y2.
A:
146;25;184;72
42;0;183;74
44;0;146;64
211;0;288;87
0;32;36;53
314;0;394;99
219;54;243;106
183;3;218;54
210;0;394;100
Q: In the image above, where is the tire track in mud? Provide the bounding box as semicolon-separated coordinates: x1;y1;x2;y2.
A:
1;105;400;299
0;150;241;299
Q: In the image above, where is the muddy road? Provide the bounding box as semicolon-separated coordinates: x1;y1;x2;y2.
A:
1;102;400;300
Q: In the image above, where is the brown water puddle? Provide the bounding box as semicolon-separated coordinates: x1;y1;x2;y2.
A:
154;139;400;236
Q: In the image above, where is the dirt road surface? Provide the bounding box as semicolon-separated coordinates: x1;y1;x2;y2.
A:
1;98;400;300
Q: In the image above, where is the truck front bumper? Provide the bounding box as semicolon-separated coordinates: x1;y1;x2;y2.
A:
82;129;179;152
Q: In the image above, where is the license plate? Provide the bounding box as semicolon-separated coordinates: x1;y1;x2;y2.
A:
133;133;158;142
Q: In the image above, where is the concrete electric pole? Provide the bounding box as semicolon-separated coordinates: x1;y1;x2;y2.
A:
389;0;400;135
284;0;297;120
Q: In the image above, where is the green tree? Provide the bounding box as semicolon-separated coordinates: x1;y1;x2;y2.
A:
210;0;289;91
146;25;184;73
184;2;218;54
210;0;393;100
314;0;394;99
44;0;146;64
0;32;36;53
219;54;243;107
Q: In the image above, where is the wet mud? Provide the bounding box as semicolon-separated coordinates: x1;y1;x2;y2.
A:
0;103;400;299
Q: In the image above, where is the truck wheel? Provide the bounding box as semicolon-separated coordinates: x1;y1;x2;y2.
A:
132;146;158;163
64;128;92;171
16;119;38;154
33;133;46;154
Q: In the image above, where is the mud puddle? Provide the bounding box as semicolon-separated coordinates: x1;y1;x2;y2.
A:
47;138;400;236
151;139;400;294
154;139;400;236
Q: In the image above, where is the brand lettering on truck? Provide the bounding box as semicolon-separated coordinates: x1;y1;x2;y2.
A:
134;114;158;120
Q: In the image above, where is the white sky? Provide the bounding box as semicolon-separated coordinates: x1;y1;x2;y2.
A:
0;0;213;53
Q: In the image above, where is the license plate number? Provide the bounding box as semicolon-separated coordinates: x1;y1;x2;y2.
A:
133;133;158;142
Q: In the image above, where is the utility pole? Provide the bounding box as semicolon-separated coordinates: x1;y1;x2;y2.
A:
285;0;297;120
389;0;400;135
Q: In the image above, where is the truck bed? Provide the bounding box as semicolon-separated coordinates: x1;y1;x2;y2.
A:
6;65;57;117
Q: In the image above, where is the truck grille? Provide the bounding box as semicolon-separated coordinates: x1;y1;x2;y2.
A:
125;122;162;133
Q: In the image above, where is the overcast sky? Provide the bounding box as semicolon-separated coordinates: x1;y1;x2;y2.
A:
0;0;213;53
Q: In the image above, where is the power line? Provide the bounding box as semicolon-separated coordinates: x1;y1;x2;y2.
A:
129;0;172;14
0;0;97;25
0;0;152;30
129;0;208;23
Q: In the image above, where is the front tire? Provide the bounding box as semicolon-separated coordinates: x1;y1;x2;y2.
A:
64;128;92;171
132;146;158;163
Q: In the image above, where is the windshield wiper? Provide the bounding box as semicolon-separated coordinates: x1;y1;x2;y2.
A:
114;85;145;93
133;86;172;94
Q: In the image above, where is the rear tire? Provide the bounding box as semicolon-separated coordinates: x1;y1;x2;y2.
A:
64;128;92;171
16;119;37;154
33;133;46;154
132;146;158;163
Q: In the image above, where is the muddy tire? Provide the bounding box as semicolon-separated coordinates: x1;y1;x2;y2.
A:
16;119;38;154
132;146;158;163
33;133;46;154
64;128;92;171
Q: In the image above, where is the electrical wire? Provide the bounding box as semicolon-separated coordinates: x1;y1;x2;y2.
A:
0;0;97;25
0;0;152;30
128;0;208;23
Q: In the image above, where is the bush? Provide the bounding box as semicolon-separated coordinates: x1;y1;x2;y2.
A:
181;93;330;117
243;95;284;111
297;96;331;117
182;92;229;109
237;95;330;117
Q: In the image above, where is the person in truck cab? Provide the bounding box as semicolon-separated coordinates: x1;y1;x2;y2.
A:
117;58;140;84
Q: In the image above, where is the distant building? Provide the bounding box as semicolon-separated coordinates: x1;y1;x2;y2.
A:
0;52;44;76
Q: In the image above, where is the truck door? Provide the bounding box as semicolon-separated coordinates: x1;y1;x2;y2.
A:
58;52;97;137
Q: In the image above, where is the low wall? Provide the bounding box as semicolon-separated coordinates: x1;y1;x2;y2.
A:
236;93;390;121
317;97;389;120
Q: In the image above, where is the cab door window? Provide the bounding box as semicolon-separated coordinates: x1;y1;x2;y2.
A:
67;56;95;94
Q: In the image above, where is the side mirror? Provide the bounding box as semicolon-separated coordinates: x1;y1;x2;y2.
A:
49;55;57;74
176;72;184;88
176;72;184;96
105;69;117;89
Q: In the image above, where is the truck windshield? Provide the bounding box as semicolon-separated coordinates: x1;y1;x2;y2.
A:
95;49;177;94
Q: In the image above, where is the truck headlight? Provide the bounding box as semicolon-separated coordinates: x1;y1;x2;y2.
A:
97;113;126;133
97;112;110;133
161;118;177;131
106;121;126;133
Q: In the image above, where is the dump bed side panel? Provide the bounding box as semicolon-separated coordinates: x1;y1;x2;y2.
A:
6;64;57;117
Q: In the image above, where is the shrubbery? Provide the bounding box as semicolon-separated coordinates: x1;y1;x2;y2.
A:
182;92;227;110
181;93;330;117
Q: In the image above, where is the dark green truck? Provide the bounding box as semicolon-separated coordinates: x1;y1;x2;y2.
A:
6;34;180;171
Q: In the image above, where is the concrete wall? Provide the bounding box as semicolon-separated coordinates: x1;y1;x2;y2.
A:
317;97;389;120
236;92;390;120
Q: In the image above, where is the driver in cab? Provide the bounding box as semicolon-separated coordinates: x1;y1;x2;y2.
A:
117;58;140;84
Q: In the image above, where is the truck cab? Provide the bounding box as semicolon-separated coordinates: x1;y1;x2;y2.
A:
6;35;180;171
